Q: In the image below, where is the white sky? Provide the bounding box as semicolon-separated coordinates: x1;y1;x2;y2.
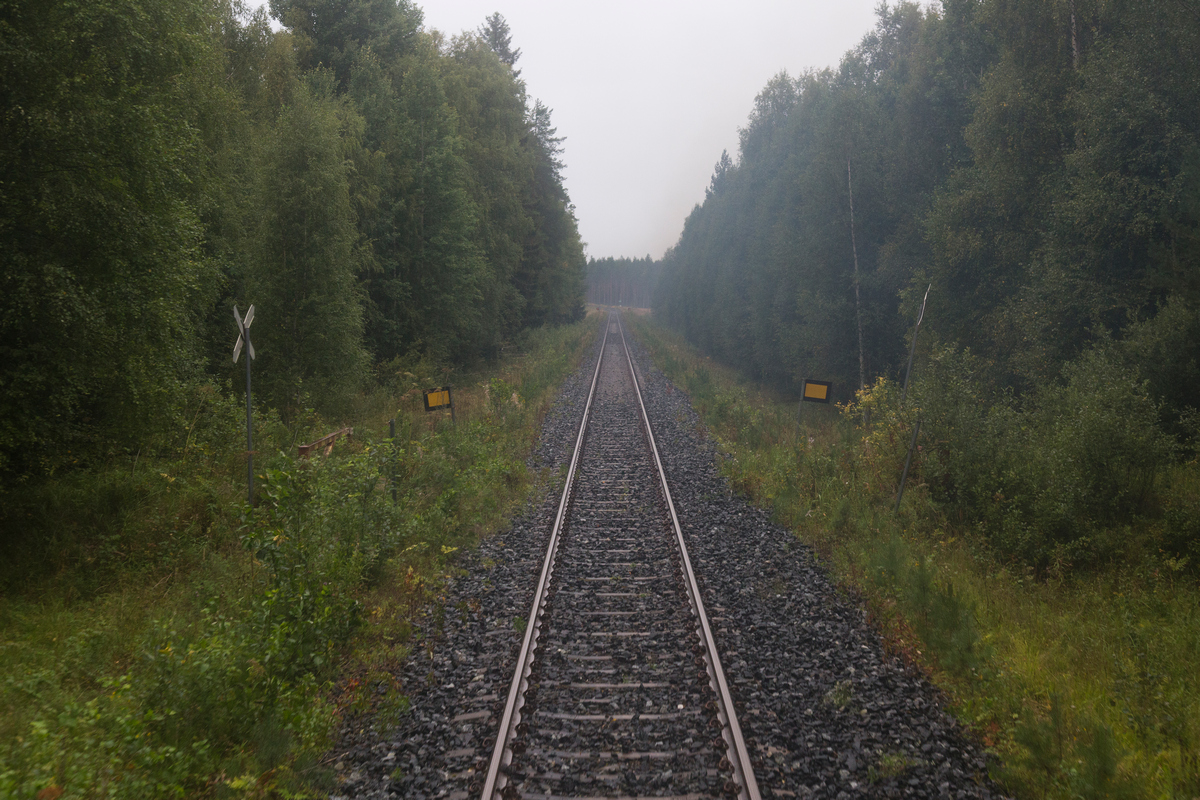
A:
260;1;887;259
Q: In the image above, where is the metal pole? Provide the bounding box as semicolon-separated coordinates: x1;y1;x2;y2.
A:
901;283;931;408
389;418;397;505
895;285;931;513
245;330;254;507
794;393;805;444
895;419;921;512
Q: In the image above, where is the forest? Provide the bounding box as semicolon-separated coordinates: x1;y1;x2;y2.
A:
3;0;1199;795
1;1;591;793
648;5;1199;791
585;255;661;308
656;0;1199;411
0;0;586;484
654;0;1200;573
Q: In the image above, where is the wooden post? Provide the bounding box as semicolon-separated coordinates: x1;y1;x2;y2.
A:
244;337;253;506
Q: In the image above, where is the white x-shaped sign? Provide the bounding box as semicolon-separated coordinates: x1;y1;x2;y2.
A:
233;304;255;363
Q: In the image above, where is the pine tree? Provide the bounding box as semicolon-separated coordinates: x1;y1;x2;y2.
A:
479;12;521;69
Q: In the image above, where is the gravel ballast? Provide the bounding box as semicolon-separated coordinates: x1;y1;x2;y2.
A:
328;317;1004;799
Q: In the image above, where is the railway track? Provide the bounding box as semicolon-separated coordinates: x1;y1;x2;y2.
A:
329;310;1001;799
480;313;760;800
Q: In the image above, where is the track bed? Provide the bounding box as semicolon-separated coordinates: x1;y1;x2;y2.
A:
483;316;752;798
328;315;1003;800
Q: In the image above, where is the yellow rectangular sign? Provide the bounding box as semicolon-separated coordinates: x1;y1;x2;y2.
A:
802;380;832;403
424;387;452;412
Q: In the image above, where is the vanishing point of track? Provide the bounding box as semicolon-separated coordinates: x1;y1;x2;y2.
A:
480;313;761;800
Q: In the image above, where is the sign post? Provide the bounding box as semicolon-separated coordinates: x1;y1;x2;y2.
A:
233;304;256;506
796;379;832;441
802;380;832;404
423;386;455;423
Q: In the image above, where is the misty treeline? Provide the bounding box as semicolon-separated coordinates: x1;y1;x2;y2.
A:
586;256;662;308
0;0;585;481
656;0;1200;572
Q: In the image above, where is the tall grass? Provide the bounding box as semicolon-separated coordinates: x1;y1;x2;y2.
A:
629;315;1200;800
0;315;600;798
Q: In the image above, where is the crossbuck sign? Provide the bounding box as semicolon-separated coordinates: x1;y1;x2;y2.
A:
233;304;256;505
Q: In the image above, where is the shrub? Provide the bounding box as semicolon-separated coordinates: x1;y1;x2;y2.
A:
1119;297;1200;448
916;342;1174;571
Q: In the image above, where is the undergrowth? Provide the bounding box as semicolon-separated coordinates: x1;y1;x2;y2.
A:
629;315;1200;800
0;316;600;798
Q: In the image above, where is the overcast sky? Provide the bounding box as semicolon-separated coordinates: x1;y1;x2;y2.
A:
422;1;888;260
261;1;888;259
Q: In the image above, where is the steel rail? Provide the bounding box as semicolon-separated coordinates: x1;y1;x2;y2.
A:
479;316;611;800
615;315;762;800
481;312;760;799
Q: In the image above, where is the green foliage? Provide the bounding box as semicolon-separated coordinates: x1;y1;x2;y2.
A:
269;0;423;88
353;35;491;364
346;19;585;364
1160;490;1200;567
632;316;1200;800
249;71;369;416
1010;693;1067;786
917;343;1175;572
656;3;968;396
520;100;588;327
865;535;987;677
655;0;1200;436
0;315;599;798
0;0;222;477
1074;722;1140;800
1;0;589;484
478;13;521;68
1;674;214;799
587;256;661;308
1118;297;1200;448
0;381;283;597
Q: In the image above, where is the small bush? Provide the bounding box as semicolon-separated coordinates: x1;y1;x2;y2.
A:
917;343;1174;572
1160;491;1200;567
866;535;987;677
1118;297;1200;449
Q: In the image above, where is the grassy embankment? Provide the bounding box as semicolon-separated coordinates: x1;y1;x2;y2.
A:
629;315;1199;800
0;314;601;799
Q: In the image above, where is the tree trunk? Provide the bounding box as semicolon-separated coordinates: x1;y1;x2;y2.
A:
1069;0;1080;69
847;155;866;399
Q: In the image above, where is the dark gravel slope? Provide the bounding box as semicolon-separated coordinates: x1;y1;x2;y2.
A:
328;320;1004;800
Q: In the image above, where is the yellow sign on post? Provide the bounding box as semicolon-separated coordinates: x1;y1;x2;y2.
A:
424;387;452;412
802;380;832;404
